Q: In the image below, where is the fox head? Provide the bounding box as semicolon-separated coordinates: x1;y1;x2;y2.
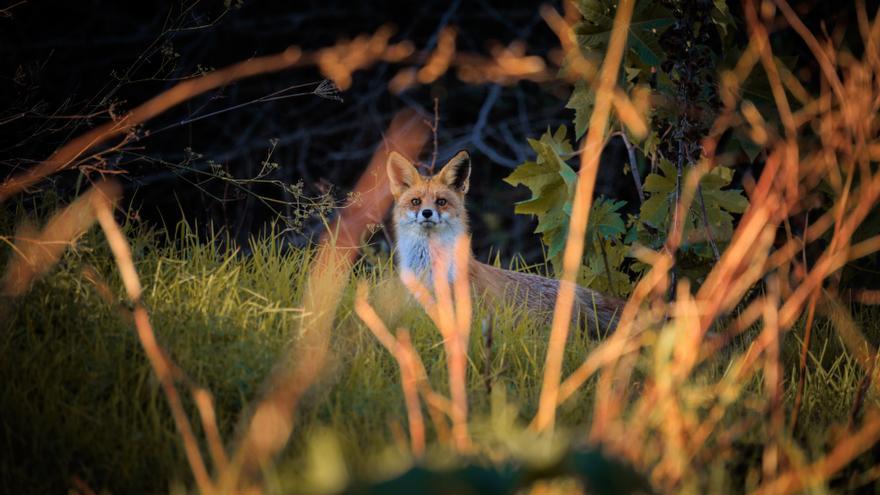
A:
386;150;471;239
386;151;471;279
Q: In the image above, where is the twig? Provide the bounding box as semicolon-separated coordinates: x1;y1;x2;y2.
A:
0;1;26;17
616;130;644;205
146;80;332;138
0;47;304;201
426;97;440;173
470;85;518;167
598;237;615;295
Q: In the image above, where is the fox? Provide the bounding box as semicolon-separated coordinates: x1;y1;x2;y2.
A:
386;150;623;334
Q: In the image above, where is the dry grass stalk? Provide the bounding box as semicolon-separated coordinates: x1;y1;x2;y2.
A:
533;0;633;431
355;242;471;455
417;27;456;85
0;180;121;298
354;284;426;457
194;388;231;475
760;277;783;484
92;185;216;495
535;0;636;434
392;235;475;452
226;110;430;490
539;5;597;83
510;0;880;488
396;329;427;457
321;110;430;260
551;248;672;409
398;336;454;444
312;24;414;90
428;235;473;451
754;412;880;495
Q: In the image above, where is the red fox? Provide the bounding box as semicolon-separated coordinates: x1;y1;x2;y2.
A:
386;150;622;333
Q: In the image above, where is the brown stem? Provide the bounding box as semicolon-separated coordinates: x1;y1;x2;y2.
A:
598;238;615;296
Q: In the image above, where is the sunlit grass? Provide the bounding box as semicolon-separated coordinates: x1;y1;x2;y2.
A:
0;218;876;493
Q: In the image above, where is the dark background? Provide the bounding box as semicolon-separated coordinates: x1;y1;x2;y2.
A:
5;1;874;268
0;0;640;265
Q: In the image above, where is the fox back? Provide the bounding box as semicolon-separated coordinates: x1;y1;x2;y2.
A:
386;151;622;333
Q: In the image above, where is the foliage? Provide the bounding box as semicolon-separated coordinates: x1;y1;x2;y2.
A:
637;158;748;258
503;126;577;265
504;126;632;295
508;0;750;291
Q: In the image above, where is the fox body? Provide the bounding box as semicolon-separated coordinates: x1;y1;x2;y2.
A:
387;150;622;333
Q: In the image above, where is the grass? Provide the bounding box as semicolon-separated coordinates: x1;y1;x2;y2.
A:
0;218;878;494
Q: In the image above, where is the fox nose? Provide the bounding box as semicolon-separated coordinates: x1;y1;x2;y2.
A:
421;209;433;219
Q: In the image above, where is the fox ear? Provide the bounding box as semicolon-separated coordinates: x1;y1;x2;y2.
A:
387;151;420;198
437;150;471;194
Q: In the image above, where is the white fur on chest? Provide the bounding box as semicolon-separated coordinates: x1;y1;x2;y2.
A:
395;227;460;286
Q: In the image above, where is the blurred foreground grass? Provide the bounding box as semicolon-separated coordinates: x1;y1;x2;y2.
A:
0;218;878;493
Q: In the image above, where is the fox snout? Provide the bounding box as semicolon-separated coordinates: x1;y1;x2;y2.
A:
418;208;437;227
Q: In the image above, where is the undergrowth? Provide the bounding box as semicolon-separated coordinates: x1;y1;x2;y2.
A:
0;219;877;493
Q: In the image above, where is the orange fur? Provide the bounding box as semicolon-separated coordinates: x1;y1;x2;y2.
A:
387;151;622;334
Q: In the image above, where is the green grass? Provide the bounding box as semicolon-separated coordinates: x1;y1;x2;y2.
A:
1;220;878;493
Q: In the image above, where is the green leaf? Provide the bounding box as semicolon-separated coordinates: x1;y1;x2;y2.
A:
575;0;674;68
710;0;734;38
504;161;561;196
566;81;595;139
626;3;675;66
704;189;749;214
505;127;579;268
547;225;569;262
514;191;560;216
642;159;676;193
637;158;749;257
579;241;630;296
506;130;638;275
639;193;669;229
534;207;566;234
587;197;627;241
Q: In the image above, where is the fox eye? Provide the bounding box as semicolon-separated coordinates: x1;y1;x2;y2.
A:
410;198;421;206
436;198;447;206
